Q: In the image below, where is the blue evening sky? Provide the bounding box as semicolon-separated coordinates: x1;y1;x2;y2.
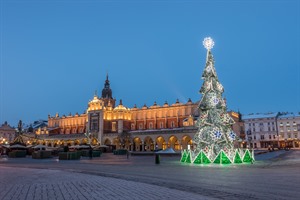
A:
0;0;299;126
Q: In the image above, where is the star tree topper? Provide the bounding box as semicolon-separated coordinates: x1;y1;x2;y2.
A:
203;37;214;50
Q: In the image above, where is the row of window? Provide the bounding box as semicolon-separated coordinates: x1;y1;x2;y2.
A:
280;128;298;132
133;121;176;130
249;133;299;140
279;122;298;126
248;127;276;133
249;122;275;126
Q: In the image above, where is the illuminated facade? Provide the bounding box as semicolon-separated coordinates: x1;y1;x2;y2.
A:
0;121;16;144
44;75;243;151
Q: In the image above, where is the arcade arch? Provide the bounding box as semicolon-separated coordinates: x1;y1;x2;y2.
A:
168;135;180;150
181;135;193;150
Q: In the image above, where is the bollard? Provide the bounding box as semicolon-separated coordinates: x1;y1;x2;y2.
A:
155;154;160;164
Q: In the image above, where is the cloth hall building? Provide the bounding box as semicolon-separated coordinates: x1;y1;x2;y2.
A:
43;75;243;151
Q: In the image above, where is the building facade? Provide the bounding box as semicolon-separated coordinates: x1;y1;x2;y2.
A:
243;113;279;149
42;75;243;151
243;112;300;149
277;113;300;148
0;121;16;144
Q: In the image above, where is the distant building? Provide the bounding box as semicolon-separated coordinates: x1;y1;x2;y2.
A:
243;113;279;149
0;121;16;144
39;75;243;151
277;113;300;148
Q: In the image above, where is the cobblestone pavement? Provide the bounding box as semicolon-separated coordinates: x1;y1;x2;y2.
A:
0;150;300;200
0;166;215;200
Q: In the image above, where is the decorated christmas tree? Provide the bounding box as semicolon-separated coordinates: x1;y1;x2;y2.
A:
181;37;253;164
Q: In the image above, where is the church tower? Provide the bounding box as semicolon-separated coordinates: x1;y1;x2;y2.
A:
101;74;115;108
86;73;115;145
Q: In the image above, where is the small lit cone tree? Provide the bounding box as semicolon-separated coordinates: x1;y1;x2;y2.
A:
181;37;253;164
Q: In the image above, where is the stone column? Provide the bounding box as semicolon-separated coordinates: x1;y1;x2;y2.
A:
142;140;145;152
118;120;123;134
98;111;104;145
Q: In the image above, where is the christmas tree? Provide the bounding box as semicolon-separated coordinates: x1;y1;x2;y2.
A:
181;37;253;164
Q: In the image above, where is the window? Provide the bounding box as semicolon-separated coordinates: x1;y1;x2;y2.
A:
269;135;271;139
268;127;271;131
249;123;251;126
295;134;298;139
131;123;135;130
160;122;164;129
273;135;276;139
149;122;153;129
112;122;116;132
260;135;265;140
139;123;143;130
91;119;98;131
253;128;256;132
272;122;274;125
254;135;256;140
171;121;175;128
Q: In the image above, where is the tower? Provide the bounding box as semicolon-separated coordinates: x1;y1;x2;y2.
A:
101;73;115;107
86;74;115;145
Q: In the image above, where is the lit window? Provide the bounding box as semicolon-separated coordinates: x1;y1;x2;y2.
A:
171;121;175;128
149;122;153;129
131;124;135;130
112;122;116;132
139;123;143;130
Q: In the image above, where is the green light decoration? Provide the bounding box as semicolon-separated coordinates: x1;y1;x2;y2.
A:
180;150;188;162
193;151;211;164
233;150;243;164
185;151;192;163
180;37;254;165
213;150;232;164
242;149;253;163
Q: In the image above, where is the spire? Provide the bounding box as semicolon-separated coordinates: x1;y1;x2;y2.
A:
102;73;112;99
